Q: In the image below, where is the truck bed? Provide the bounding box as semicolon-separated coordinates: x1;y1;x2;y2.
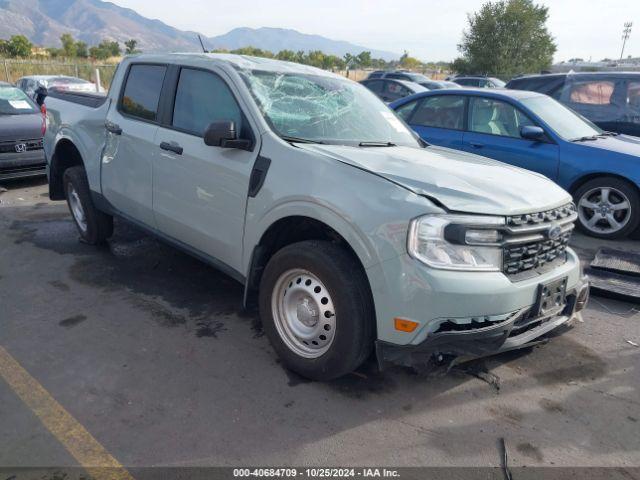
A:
45;88;108;109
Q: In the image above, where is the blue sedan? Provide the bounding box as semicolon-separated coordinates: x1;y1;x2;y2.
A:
390;89;640;239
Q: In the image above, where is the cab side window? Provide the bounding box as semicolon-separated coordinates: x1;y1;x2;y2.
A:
172;68;243;137
469;97;536;138
627;81;640;110
120;64;167;121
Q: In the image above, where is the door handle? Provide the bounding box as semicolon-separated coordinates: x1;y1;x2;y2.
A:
469;142;484;149
160;141;183;155
105;121;122;135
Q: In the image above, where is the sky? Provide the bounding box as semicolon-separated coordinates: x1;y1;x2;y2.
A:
110;0;639;62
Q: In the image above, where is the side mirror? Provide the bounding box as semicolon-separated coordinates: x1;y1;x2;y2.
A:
34;86;48;106
204;121;252;150
520;125;546;141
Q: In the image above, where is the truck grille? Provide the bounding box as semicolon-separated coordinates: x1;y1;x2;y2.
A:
502;203;577;279
0;139;43;154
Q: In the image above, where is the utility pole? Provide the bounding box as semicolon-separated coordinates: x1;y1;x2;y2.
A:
620;22;632;61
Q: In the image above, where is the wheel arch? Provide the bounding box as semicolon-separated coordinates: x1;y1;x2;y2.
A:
568;172;640;196
49;137;85;200
243;215;376;329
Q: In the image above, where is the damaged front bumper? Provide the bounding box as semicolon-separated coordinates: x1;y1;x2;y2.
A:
376;276;590;369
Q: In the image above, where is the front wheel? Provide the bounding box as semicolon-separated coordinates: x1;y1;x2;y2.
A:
259;240;374;380
574;176;640;239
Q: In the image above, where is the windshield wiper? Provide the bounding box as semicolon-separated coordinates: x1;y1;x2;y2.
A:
358;141;397;147
571;135;599;142
280;135;325;144
601;131;620;137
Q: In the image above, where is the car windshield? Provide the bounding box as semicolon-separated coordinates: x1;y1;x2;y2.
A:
0;87;38;115
520;95;603;140
491;78;506;87
238;69;420;147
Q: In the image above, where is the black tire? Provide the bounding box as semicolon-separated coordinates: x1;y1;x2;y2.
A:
574;176;640;240
259;240;374;381
63;166;113;244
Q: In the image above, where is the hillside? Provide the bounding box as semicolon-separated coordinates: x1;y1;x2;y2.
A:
0;0;398;59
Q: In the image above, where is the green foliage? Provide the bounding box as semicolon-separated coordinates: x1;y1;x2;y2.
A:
456;0;556;77
124;39;139;55
89;40;121;60
0;35;33;58
60;33;77;57
75;41;89;58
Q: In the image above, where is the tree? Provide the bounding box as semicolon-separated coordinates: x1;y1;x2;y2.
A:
356;51;372;68
3;35;33;58
124;39;139;55
60;33;77;57
90;40;121;60
456;0;556;77
75;41;88;58
399;51;421;70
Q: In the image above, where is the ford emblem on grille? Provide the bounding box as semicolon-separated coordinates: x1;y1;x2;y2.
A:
547;224;562;240
15;143;26;153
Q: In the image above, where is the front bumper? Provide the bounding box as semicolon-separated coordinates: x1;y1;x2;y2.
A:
376;276;590;368
0;151;46;180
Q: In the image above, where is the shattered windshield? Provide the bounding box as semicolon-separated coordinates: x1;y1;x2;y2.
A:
238;69;420;147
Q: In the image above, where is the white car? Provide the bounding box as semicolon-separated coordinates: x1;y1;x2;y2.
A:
16;75;104;100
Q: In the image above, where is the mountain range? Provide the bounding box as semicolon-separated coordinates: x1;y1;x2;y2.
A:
0;0;399;60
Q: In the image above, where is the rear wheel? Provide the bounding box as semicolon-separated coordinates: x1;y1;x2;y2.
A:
259;240;374;380
63;166;113;244
574;176;639;239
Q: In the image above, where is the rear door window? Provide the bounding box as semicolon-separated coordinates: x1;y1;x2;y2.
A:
120;64;167;121
411;95;466;130
172;68;243;137
568;80;615;105
456;78;480;87
385;81;410;101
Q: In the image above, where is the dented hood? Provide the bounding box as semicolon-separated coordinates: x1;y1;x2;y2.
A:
299;144;571;216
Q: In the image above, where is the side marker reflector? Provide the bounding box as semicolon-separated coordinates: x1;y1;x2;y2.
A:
394;318;419;333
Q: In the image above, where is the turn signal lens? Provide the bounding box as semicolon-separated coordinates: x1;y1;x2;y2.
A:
394;318;419;333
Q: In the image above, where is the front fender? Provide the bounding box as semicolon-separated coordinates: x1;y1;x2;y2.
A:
243;197;380;276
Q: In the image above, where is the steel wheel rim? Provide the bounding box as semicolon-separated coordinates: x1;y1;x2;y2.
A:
271;269;336;358
577;186;631;234
68;185;88;233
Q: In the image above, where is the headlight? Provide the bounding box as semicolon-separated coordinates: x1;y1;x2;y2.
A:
407;215;504;271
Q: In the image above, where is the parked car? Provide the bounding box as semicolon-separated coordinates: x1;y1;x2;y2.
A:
43;54;588;380
16;75;103;100
360;78;427;103
506;72;640;137
366;70;430;83
419;80;462;90
391;88;640;239
0;84;46;180
452;76;506;88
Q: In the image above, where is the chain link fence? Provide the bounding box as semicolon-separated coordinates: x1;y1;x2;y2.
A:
1;59;118;90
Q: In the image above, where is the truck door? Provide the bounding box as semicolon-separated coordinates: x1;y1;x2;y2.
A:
152;66;258;273
102;63;167;227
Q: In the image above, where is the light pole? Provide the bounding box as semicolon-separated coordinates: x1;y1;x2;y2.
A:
620;22;633;61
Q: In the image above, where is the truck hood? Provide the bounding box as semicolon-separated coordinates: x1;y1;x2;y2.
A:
298;144;571;215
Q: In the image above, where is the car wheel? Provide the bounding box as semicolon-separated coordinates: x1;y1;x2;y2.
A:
574;176;640;239
63;166;113;244
259;240;374;380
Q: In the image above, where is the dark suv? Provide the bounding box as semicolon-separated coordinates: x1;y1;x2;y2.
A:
506;72;640;137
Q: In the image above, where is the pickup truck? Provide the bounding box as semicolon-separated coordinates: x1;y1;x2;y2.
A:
43;53;589;380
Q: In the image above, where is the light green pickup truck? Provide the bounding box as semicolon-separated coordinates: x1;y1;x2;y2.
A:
43;54;589;380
